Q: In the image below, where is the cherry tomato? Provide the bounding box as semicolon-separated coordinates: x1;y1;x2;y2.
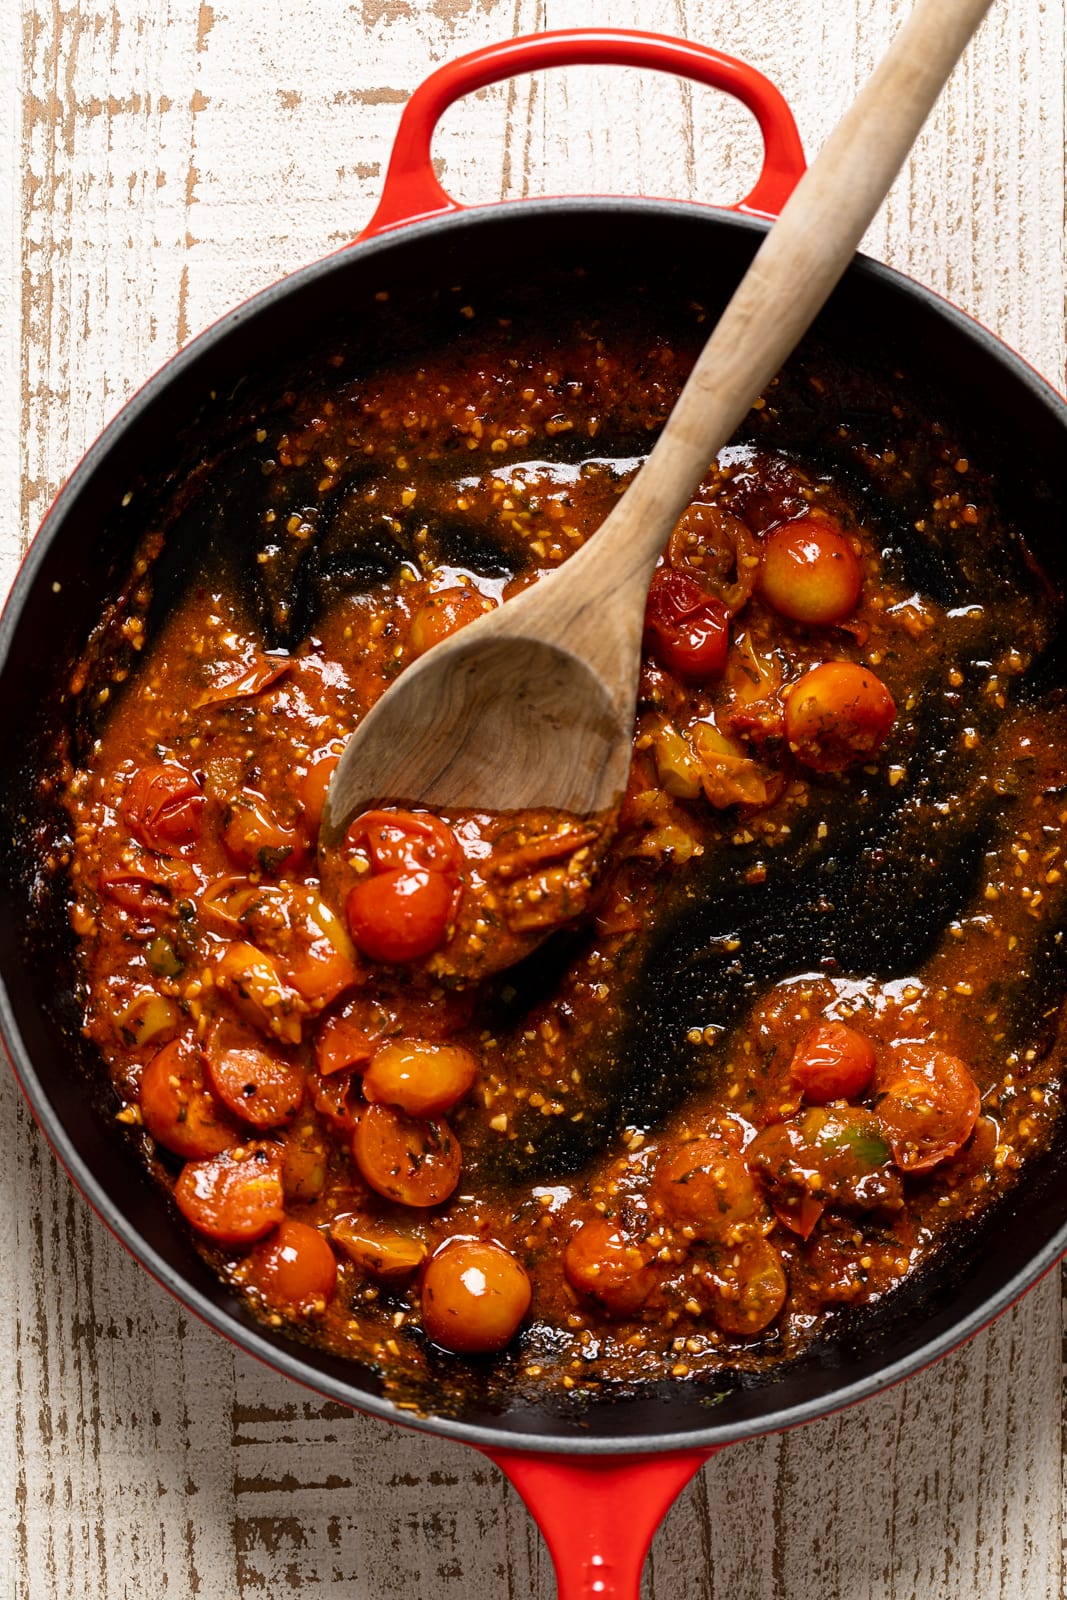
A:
420;1238;531;1354
315;1005;394;1076
701;1238;787;1337
362;1039;478;1119
643;567;730;680
330;1215;427;1280
174;1143;286;1247
345;810;462;877
352;1103;462;1207
759;515;863;625
409;586;496;657
563;1220;656;1316
876;1045;981;1172
667;502;759;615
295;752;340;836
247;1218;337;1313
139;1039;238;1160
122;762;204;855
652;1136;770;1244
308;1068;363;1137
790;1021;876;1104
202;1037;305;1129
98;867;175;917
222;791;305;874
770;1191;826;1241
279;1124;330;1203
213;942;302;1044
346;868;454;964
783;661;896;772
747;1106;903;1214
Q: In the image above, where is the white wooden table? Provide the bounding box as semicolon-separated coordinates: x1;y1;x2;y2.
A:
3;2;1066;1595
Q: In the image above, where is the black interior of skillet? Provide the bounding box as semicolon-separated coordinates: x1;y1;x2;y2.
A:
2;201;1067;1451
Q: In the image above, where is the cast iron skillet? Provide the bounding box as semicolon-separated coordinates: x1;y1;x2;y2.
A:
3;32;1067;1598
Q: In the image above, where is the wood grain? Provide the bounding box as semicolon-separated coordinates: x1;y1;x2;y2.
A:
4;1;1066;1595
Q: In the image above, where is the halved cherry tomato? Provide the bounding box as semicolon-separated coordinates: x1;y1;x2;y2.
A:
174;1143;286;1247
247;1218;337;1313
295;752;341;836
279;1124;330;1202
790;1021;877;1104
98;866;182;917
352;1103;461;1207
214;941;303;1044
139;1038;239;1160
195;655;289;708
563;1219;657;1316
652;1136;771;1244
759;515;863;625
875;1045;981;1172
346;869;454;964
420;1237;531;1354
330;1215;427;1281
202;1034;305;1128
308;1068;363;1137
409;586;496;657
783;661;896;772
362;1039;478;1119
643;567;730;680
122;762;205;855
701;1238;787;1336
667;502;759;616
345;810;462;876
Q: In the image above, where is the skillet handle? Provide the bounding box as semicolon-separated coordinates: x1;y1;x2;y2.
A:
484;1446;717;1600
358;29;805;240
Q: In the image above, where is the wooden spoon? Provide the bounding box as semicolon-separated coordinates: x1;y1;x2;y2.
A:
322;0;993;845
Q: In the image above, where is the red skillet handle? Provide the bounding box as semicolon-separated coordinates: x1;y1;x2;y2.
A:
484;1446;718;1600
359;29;805;240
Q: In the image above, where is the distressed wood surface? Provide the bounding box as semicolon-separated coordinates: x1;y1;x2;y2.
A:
2;1;1065;1596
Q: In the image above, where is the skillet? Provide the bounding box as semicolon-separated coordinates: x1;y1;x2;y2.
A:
3;30;1067;1598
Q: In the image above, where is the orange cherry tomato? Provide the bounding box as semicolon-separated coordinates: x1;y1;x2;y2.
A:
247;1218;338;1313
783;661;896;772
644;567;729;680
279;1124;330;1203
308;1068;363;1137
352;1103;462;1207
295;751;340;836
409;586;496;657
790;1021;877;1104
222;791;305;873
420;1238;531;1354
139;1038;239;1160
315;1004;395;1076
202;1036;305;1129
652;1136;770;1244
345;810;462;877
330;1215;427;1281
563;1220;657;1315
362;1039;479;1118
122;762;204;855
174;1144;286;1247
876;1045;981;1171
346;868;454;964
759;515;863;625
701;1238;787;1337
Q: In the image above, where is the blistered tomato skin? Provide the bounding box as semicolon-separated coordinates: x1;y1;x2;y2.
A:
122;762;205;855
759;516;863;625
784;661;896;771
644;567;730;680
420;1238;532;1354
876;1045;981;1171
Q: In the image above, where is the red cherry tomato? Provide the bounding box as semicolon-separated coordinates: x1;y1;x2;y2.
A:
248;1218;338;1313
876;1045;981;1172
139;1039;239;1160
345;810;462;876
202;1037;305;1129
346;868;454;964
783;661;896;772
643;567;730;680
790;1021;877;1104
759;515;863;625
420;1238;531;1354
174;1144;286;1247
352;1103;462;1207
122;762;205;855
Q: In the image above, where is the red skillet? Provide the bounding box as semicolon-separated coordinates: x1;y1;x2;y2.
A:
3;29;1067;1600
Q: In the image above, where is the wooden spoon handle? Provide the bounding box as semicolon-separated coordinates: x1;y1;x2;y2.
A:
535;0;994;651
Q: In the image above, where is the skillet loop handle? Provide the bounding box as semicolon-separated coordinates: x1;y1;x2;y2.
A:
359;29;805;240
484;1446;715;1600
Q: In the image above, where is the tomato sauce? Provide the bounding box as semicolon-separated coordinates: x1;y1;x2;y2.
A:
57;288;1067;1407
